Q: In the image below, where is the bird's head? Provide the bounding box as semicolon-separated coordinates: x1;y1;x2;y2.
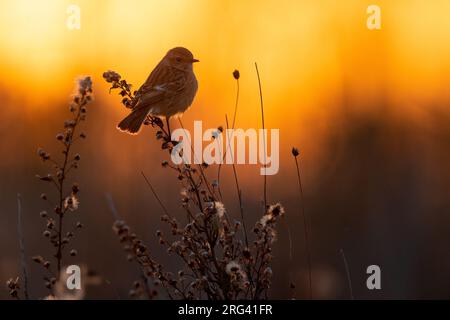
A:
165;47;199;71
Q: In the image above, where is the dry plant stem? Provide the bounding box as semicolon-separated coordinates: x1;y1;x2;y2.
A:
141;171;171;217
105;194;153;299
294;155;312;299
255;63;267;210
285;219;294;298
225;115;248;248
17;194;29;300
231;79;240;129
56;99;82;276
32;77;91;292
177;117;216;199
340;248;354;300
287;223;293;261
105;193;121;221
166;117;171;138
217;77;240;195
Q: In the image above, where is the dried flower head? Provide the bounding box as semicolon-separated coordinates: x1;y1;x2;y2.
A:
78;76;92;94
64;194;79;212
103;70;121;83
267;202;285;217
225;261;241;275
6;277;20;299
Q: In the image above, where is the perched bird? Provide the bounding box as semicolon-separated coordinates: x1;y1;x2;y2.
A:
117;47;199;135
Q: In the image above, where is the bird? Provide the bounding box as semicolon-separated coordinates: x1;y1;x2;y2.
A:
117;47;199;135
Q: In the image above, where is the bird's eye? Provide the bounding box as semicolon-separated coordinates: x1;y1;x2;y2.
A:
176;57;182;62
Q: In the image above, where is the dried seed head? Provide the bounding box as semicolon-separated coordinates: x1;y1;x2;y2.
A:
233;69;240;80
36;174;52;182
47;219;55;229
103;70;121;83
64;195;79;211
32;256;44;264
292;147;300;157
72;183;79;194
267;202;285;217
78;76;92;94
225;261;241;274
6;277;20;290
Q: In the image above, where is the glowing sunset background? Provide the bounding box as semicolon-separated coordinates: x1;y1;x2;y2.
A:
1;0;450;299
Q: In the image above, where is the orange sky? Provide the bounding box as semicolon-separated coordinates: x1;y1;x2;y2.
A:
1;0;450;136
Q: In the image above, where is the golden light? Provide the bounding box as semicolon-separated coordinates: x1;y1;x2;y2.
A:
0;0;449;121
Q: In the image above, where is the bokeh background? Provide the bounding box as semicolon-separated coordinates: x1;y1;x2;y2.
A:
1;0;450;299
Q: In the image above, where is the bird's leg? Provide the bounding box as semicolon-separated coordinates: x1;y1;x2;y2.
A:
166;117;171;141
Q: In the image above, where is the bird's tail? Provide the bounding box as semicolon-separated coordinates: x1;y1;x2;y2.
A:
117;107;149;135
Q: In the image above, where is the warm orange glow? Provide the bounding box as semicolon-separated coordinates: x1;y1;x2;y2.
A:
1;0;450;147
0;1;448;105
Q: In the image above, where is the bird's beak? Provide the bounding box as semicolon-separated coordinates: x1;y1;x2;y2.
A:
191;58;199;63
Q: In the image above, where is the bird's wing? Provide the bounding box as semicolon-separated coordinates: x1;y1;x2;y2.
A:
132;67;187;112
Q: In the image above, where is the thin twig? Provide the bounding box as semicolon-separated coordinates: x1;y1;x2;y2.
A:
294;154;312;299
217;76;240;195
104;193;153;299
231;78;240;130
105;193;121;221
16;194;29;300
286;220;295;299
177;118;215;199
140;171;171;217
340;248;354;300
225;115;248;248
255;63;267;211
55;93;84;277
287;223;293;261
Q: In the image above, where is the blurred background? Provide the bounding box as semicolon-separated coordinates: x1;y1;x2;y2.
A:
1;0;450;299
